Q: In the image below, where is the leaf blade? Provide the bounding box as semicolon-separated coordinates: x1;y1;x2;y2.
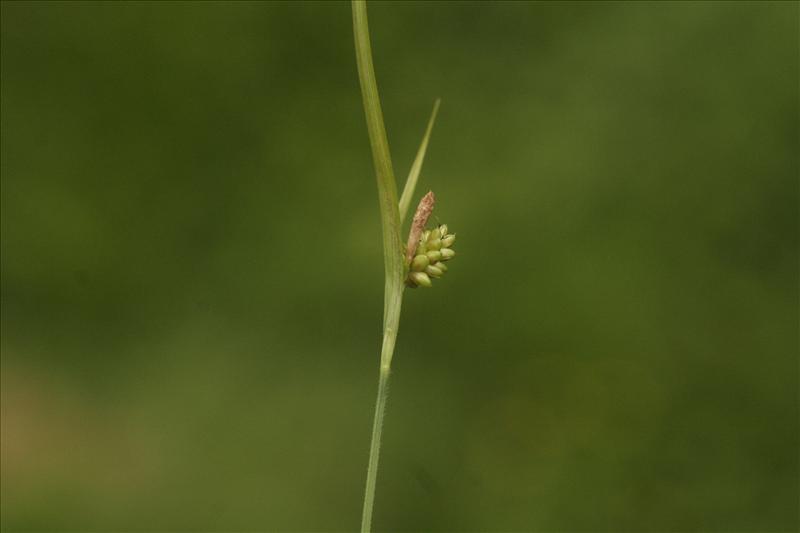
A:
398;98;441;223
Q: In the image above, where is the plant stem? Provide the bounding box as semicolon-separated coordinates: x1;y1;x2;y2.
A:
361;288;402;531
352;1;405;531
362;364;390;531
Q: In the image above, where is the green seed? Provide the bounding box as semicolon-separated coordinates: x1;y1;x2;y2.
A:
441;234;456;248
425;265;444;278
426;250;442;262
411;254;430;271
409;271;432;288
440;248;455;260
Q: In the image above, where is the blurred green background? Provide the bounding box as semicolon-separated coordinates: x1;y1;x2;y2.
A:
1;1;797;531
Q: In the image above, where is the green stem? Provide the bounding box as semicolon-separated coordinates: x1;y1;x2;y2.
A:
352;1;405;531
362;293;401;532
361;365;390;531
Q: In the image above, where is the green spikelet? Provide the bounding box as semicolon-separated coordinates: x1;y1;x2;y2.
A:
406;224;457;288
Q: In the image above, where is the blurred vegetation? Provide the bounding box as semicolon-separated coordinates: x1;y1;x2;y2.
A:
1;1;797;531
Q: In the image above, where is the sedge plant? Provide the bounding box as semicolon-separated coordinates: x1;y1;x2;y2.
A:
352;1;457;531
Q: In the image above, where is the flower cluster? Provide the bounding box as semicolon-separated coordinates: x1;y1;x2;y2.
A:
406;224;456;288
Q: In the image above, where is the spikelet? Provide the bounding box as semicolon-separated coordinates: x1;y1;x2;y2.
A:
406;223;456;288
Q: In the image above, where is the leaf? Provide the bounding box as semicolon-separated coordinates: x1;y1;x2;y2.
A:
398;98;441;223
352;0;406;330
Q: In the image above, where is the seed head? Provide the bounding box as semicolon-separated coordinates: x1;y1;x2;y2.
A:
407;221;457;288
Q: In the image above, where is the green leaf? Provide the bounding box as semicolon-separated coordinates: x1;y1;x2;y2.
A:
352;0;405;332
399;98;441;223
